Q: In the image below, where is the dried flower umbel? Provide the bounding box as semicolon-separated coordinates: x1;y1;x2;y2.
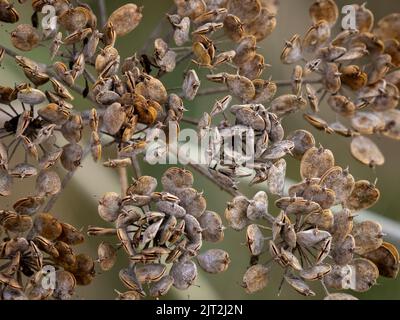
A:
0;0;398;300
89;167;229;299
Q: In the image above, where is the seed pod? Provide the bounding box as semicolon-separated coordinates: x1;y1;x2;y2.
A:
323;63;341;94
197;210;224;243
251;79;277;103
170;259;197;290
39;148;63;170
267;159;286;196
323;264;352;290
141;219;164;246
284;274;316;296
171;15;190;46
349;258;379;292
302;20;331;54
324;293;358;300
149;275;174;297
119;268;145;295
245;7;276;41
13;196;44;216
352;221;383;255
234;106;266;130
58;7;88;33
33;236;58;258
330;208;353;242
11;24;40;51
0;1;19;23
9;163;37;179
38;104;70;126
57;222;84;246
127;176;157;196
385;39;400;68
287;130;315;160
60;143;83;172
102;102;126;135
98;192;121;222
320;166;355;204
300;147;335;179
135;263;166;283
3;213;32;233
161;167;193;192
225;196;249;231
309;0;339;25
361;242;399;279
246;191;268;221
223;14;244;42
301;184;335;209
33;213;62;241
281;34;302;64
304;209;334;230
270;94;307;117
35;170;61;196
115;290;142;300
242;264;269;294
350;136;384;167
226;74;256;102
176;188;206;218
246;224;264;256
296;229;331;248
327;95;356;117
300;264;332;281
17;87;46;105
340;65;368;91
370;82;399;111
197;249;230;274
175;0;206;19
332;234;355;265
303;113;334;134
351;112;385;135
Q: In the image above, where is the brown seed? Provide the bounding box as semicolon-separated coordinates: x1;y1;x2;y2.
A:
324;293;358;300
320;166;355;205
11;24;40;51
287;130;315;160
242;264;269;294
149;275;174;297
98;192;121;223
107;4;142;36
323;264;352;290
352;221;383;255
345;180;380;212
309;0;339;26
350;136;384;167
300;147;335;179
33;213;62;241
332;234;355;265
361;242;399;279
170;259;198;290
197;249;230;274
245;7;276;41
350;258;379;292
284;274;315;296
35;170;61;196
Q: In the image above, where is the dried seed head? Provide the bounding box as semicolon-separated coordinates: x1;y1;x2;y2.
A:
309;0;339;26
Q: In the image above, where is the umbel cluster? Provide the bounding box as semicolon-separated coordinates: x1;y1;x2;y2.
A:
0;0;399;300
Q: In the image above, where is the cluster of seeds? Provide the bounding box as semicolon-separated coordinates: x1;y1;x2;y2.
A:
89;167;229;299
280;0;400;167
225;129;399;299
0;207;92;300
0;0;399;300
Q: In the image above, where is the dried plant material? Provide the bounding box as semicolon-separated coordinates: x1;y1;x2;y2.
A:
197;249;230;273
309;0;339;26
242;264;269;294
300;147;335;179
345;180;380;211
350;136;385;167
107;4;142;36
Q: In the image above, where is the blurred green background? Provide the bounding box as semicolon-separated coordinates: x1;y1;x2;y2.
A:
0;0;400;299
